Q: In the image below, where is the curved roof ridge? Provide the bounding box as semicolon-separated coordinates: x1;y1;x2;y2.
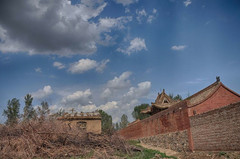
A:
186;81;221;107
220;82;240;97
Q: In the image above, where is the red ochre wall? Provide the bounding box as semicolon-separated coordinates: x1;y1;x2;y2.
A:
118;101;190;140
188;85;240;117
118;86;240;151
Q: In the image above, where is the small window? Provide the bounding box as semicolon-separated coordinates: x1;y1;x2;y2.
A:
164;100;168;103
77;121;87;131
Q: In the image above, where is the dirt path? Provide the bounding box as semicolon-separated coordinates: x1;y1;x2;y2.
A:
139;143;179;157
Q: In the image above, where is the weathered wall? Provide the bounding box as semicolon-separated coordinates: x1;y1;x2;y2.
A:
119;101;190;140
139;130;189;152
188;85;240;116
190;102;240;151
63;119;101;134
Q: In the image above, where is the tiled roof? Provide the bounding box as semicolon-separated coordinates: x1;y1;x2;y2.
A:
185;80;240;107
152;101;180;109
140;106;151;114
141;77;240;114
57;111;101;120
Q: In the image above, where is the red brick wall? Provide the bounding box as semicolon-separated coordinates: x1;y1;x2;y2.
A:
188;85;240;116
118;101;190;140
190;102;240;151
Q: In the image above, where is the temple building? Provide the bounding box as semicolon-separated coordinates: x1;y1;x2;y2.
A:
141;89;180;115
141;76;240;117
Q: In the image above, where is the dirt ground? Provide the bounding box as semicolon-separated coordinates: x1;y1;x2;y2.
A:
140;143;240;159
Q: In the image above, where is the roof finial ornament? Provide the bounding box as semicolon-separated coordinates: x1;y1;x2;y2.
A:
163;89;165;93
216;76;220;82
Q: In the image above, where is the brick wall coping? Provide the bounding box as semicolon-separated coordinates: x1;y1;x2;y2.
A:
190;101;240;120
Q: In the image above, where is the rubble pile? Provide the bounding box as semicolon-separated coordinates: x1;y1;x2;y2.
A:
0;120;131;159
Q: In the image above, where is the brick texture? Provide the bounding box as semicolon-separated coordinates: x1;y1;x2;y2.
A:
190;102;240;151
118;101;190;140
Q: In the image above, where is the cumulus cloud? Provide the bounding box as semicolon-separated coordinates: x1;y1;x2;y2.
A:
117;38;147;55
184;0;192;7
171;45;187;51
115;0;138;6
53;62;65;69
100;71;132;101
61;89;92;107
0;0;131;56
32;85;53;99
69;59;98;74
99;101;119;111
68;58;110;74
112;81;151;122
107;71;132;89
122;81;151;102
101;88;112;100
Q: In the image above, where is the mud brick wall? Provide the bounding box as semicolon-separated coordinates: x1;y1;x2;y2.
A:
190;102;240;151
139;130;189;152
119;101;190;140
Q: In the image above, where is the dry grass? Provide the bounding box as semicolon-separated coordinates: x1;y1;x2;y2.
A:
0;120;131;159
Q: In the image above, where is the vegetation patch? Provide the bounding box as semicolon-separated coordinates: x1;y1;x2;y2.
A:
123;140;177;159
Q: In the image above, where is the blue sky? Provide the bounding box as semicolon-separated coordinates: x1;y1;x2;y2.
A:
0;0;240;123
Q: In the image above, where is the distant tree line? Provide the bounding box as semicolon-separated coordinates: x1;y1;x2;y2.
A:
2;94;51;126
2;92;183;133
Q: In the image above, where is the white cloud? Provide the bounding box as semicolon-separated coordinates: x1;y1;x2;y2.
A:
153;8;157;14
101;88;112;99
171;45;187;51
123;81;151;100
69;58;110;74
99;101;119;111
136;8;157;24
32;85;53;99
117;37;147;55
147;9;157;23
49;104;65;114
98;16;132;31
69;59;98;74
147;15;154;23
115;0;138;6
53;62;65;69
81;104;97;112
184;0;192;7
136;9;147;23
61;89;92;107
125;8;130;13
110;81;151;122
107;71;132;89
35;67;42;73
96;59;110;73
100;71;132;101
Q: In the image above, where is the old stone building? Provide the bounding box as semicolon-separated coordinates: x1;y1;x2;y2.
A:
57;111;101;134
